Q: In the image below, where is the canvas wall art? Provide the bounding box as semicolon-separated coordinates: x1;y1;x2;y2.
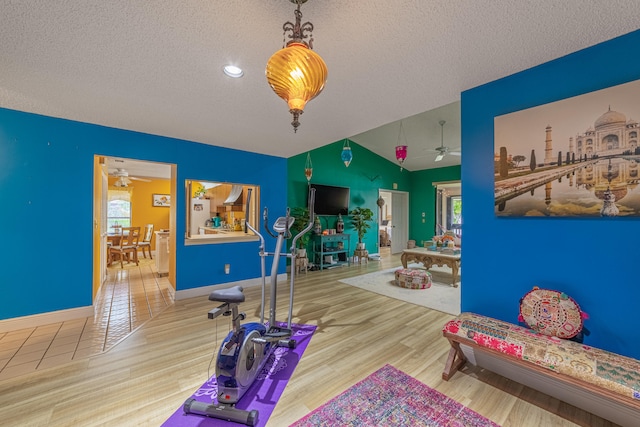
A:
153;194;171;207
494;79;640;217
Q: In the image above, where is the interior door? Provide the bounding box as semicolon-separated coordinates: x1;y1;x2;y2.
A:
391;191;408;254
93;156;109;300
100;168;108;285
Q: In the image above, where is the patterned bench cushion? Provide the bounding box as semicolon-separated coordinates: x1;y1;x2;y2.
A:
443;312;640;401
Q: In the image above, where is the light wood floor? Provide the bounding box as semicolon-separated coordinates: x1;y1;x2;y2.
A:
0;251;617;426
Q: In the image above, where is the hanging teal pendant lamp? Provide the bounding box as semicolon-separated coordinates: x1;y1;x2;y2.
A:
341;140;353;167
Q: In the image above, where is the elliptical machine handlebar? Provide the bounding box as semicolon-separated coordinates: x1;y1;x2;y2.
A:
263;207;292;239
242;187;315;328
246;188;312;247
244;188;265;251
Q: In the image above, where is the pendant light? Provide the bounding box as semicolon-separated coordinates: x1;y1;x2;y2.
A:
341;139;353;167
305;152;313;182
395;121;408;171
265;0;328;133
376;195;385;216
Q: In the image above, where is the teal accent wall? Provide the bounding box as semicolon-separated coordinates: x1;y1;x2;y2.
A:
288;140;412;252
0;108;287;320
462;30;639;358
288;140;461;253
410;165;461;244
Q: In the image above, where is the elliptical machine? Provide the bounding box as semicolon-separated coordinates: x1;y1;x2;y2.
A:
183;188;315;426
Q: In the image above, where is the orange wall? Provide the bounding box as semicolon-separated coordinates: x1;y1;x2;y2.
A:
108;178;171;234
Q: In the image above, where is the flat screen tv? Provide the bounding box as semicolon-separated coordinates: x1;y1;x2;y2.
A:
309;184;350;216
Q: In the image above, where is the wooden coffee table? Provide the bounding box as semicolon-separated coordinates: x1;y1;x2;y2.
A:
401;248;461;287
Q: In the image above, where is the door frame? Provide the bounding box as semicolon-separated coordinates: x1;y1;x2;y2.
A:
93;156;177;304
434;181;461;235
378;189;409;255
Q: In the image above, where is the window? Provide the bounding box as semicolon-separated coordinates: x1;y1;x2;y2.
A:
434;181;461;237
108;189;132;231
185;180;260;244
450;196;462;227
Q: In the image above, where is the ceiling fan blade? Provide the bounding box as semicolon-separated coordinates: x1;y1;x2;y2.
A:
109;167;152;182
435;153;445;162
449;152;461;156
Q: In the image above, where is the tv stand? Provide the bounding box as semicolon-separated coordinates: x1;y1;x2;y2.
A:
312;234;350;270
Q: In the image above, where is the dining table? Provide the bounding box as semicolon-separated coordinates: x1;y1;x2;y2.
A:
107;233;123;246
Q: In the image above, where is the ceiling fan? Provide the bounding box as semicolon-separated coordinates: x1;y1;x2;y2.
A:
432;120;461;162
109;168;151;187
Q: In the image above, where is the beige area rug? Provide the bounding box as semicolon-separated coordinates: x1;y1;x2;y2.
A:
338;263;461;315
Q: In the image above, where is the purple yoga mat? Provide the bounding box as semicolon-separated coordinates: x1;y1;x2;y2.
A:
162;323;316;427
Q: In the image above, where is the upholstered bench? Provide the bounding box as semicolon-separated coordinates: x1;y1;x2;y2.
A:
394;268;432;289
442;312;640;426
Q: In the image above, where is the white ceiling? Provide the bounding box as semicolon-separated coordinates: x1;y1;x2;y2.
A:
106;157;171;180
3;1;640;174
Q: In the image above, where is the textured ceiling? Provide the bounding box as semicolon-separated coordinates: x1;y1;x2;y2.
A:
2;1;640;174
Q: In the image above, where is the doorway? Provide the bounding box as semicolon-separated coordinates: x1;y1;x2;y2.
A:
377;189;409;256
94;155;176;291
435;181;462;238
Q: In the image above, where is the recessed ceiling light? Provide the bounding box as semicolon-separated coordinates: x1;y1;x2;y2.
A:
223;65;244;78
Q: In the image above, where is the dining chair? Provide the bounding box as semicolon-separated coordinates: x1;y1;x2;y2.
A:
109;226;140;268
106;227;124;266
137;224;154;259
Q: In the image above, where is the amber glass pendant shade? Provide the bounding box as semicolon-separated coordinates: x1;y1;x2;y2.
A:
266;42;328;131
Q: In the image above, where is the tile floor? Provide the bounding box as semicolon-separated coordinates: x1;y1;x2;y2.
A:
0;255;174;381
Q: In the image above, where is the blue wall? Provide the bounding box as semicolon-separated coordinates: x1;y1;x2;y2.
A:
0;108;287;320
461;30;640;358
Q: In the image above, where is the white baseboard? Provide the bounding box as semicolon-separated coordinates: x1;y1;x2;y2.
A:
174;274;288;300
0;306;95;333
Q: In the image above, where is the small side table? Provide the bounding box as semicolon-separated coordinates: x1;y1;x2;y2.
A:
353;249;369;265
295;256;308;274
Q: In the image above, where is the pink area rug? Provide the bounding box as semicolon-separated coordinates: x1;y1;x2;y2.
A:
163;323;316;427
290;364;500;427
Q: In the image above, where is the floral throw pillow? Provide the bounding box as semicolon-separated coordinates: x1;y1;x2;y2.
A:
519;287;587;339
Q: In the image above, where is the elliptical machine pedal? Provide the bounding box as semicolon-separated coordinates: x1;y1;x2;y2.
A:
183;398;258;426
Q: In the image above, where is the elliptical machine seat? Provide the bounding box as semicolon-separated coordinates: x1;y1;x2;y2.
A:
209;286;245;304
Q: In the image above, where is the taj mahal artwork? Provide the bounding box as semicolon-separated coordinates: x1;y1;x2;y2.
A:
494;78;640;218
574;108;638;159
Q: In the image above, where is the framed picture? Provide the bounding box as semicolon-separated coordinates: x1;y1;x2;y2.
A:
494;78;640;218
152;194;171;207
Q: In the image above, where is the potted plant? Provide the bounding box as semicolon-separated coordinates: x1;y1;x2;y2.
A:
290;207;312;257
349;207;374;250
193;184;206;199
